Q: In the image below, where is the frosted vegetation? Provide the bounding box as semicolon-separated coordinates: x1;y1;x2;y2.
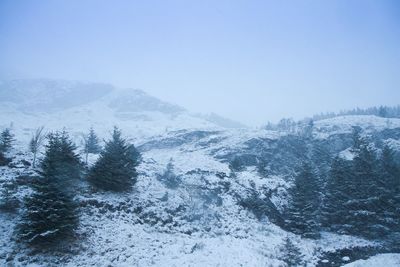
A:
0;80;399;266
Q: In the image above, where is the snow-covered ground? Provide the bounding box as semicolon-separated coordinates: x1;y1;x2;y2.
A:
343;253;400;267
0;79;399;266
314;115;400;139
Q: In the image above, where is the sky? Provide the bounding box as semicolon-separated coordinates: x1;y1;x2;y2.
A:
0;0;399;125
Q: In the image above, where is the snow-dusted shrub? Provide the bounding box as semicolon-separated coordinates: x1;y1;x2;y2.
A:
157;159;182;189
278;237;304;267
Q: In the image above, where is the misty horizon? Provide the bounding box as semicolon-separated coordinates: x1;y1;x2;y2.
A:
1;76;399;127
1;0;400;125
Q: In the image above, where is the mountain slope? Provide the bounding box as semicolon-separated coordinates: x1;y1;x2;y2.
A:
0;79;399;266
0;79;247;144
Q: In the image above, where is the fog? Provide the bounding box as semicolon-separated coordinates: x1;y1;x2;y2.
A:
1;0;399;125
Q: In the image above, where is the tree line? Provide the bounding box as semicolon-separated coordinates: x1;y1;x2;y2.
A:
265;105;400;132
284;127;400;243
311;105;400;121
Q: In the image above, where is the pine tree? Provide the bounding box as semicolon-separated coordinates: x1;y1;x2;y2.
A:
350;126;363;153
321;128;396;239
378;106;388;118
311;142;332;181
87;127;140;192
285;162;321;238
86;128;101;153
381;145;399;189
379;145;400;235
301;119;314;139
322;156;352;233
0;150;11;166
40;131;82;189
278;237;304;267
345;140;383;238
0;182;19;212
0;128;15;153
157;158;181;189
18;178;78;249
344;128;389;238
82;127;102;164
18;131;80;250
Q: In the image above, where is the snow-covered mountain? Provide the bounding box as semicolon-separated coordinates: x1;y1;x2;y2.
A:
0;79;399;266
0;79;113;113
0;79;247;145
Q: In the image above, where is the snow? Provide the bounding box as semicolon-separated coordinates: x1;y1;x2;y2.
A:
0;80;399;266
70;215;286;267
343;253;400;267
1;143;378;266
385;138;400;150
314;115;400;139
316;232;375;252
342;256;351;261
339;147;355;161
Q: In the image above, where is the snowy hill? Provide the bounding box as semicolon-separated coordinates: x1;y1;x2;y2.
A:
313;115;400;139
0;79;248;145
343;253;400;267
0;79;113;113
0;79;399;266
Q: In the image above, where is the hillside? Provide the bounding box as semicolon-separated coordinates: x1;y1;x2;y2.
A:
0;79;245;144
0;79;399;266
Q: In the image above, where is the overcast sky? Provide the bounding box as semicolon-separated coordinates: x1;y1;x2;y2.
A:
0;0;399;125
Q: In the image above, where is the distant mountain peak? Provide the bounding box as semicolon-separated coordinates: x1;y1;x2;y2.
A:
0;78;113;112
109;88;186;115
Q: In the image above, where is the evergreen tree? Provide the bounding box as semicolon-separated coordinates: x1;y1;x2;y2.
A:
321;128;397;239
311;142;332;181
0;150;11;166
0;182;19;213
378;106;388;118
321;156;352;233
381;145;399;189
0;128;15;153
40;131;82;189
278;237;304;267
350;126;363;153
157;158;181;189
86;127;101;153
87;127;140;192
301;119;314;139
18;131;80;249
82;127;102;164
18;178;78;249
379;145;400;235
345;140;383;238
285;162;321;238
